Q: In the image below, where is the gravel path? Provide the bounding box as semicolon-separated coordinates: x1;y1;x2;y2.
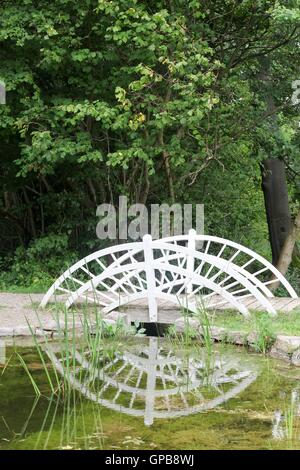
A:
0;292;113;338
0;292;54;335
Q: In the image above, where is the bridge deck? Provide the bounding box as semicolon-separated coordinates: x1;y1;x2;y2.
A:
102;295;300;324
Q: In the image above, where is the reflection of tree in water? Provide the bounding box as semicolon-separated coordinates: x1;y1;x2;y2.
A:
45;337;258;426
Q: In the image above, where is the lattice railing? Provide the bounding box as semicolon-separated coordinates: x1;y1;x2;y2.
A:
40;230;298;319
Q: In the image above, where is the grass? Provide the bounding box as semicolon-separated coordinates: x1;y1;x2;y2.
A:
284;390;300;442
213;309;300;337
10;300;146;398
166;304;300;354
1;285;48;294
2;301;148;449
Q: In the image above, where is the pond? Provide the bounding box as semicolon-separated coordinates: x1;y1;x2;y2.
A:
0;336;300;450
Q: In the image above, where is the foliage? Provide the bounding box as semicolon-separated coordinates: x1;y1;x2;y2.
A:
250;314;276;354
0;0;299;289
0;234;77;289
99;318;146;338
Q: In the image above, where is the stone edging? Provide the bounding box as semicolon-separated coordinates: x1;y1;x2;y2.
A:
2;311;300;367
0;311;129;339
174;317;300;366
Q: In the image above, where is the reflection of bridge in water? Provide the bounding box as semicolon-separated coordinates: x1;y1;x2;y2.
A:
0;340;5;365
45;338;258;426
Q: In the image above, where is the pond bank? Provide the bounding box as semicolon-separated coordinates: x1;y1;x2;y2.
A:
174;317;300;366
1;291;300;366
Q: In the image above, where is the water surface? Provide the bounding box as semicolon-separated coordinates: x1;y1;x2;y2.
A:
0;337;300;450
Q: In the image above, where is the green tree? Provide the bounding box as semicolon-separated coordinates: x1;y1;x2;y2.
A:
0;0;299;289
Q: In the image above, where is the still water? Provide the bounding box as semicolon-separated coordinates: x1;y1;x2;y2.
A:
0;336;300;450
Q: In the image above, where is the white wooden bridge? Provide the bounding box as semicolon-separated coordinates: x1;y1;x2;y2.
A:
40;230;299;321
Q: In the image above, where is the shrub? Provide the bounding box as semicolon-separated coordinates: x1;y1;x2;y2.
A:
0;234;77;290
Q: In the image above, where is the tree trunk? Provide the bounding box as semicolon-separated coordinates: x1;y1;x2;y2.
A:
258;57;292;266
261;158;292;266
23;188;37;239
270;207;300;290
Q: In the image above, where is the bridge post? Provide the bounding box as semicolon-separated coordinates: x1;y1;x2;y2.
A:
143;234;158;322
144;337;158;425
186;229;196;294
